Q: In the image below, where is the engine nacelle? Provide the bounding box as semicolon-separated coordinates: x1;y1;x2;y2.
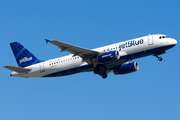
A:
97;51;120;64
113;61;139;75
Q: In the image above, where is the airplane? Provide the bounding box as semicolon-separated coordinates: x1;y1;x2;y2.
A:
3;34;177;79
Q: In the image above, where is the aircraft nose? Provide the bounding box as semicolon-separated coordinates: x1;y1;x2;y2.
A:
172;39;177;45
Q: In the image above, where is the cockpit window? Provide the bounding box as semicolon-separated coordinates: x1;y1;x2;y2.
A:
159;36;169;39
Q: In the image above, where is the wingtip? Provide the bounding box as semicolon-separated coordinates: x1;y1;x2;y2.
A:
45;39;50;43
3;65;8;68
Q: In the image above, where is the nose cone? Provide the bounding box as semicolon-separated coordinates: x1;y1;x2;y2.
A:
174;39;177;45
172;39;177;45
169;38;177;46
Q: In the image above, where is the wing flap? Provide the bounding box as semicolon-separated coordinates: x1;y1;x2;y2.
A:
4;65;31;73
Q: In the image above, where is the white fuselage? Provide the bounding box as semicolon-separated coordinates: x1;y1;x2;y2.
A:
11;34;177;78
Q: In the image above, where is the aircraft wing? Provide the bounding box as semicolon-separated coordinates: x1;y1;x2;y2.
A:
46;40;99;64
4;65;31;73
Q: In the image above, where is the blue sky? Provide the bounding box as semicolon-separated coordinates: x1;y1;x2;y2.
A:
1;0;180;120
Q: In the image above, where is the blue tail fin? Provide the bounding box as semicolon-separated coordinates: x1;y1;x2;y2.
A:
10;42;43;67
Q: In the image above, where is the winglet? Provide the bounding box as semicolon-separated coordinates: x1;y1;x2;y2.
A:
45;39;50;43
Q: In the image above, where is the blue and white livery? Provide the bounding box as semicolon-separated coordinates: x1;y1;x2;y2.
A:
4;34;177;79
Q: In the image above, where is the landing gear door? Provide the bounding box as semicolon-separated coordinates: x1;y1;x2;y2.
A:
39;62;45;73
148;35;154;45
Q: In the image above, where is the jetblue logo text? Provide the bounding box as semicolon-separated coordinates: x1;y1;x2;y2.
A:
119;39;144;51
19;57;33;64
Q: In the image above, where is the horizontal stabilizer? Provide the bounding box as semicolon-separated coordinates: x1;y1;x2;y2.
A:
3;65;31;73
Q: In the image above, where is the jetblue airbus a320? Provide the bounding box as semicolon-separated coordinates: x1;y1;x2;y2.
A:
4;34;177;79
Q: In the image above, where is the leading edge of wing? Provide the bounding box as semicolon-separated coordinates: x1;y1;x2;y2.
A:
47;40;99;61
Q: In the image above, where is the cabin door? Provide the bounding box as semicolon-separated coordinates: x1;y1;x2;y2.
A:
39;62;45;73
148;35;154;45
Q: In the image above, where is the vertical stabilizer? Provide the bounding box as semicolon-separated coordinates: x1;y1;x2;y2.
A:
10;42;43;67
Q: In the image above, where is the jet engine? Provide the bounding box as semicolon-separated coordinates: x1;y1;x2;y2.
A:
97;51;120;64
113;61;139;75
